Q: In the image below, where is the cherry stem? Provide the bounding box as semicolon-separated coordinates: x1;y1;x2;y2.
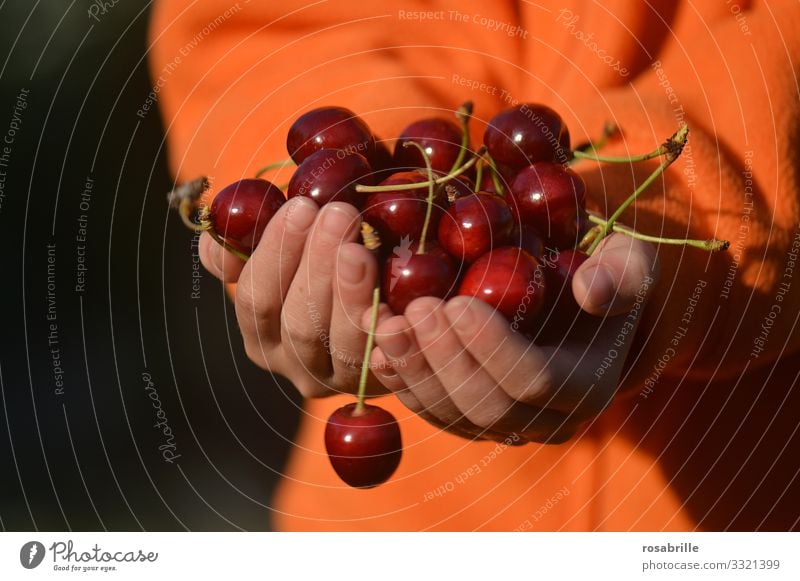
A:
585;214;729;251
448;101;473;175
178;200;206;232
403;140;436;254
571;122;618;161
572;123;687;164
354;287;381;414
255;158;294;178
354;146;486;193
483;152;505;196
585;125;689;255
474;159;484;194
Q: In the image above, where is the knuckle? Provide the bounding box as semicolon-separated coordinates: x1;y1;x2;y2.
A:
282;312;324;352
235;282;260;317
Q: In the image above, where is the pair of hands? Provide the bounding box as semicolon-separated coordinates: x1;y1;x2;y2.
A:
199;196;657;444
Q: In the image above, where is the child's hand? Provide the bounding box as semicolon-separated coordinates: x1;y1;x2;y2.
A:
366;234;658;444
199;197;387;398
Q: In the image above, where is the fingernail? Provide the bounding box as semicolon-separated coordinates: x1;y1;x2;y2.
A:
285;197;317;233
321;204;357;237
377;368;399;380
338;248;365;285
445;297;474;331
578;264;616;309
381;330;411;358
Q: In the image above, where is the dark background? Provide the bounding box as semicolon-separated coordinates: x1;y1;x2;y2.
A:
0;2;300;531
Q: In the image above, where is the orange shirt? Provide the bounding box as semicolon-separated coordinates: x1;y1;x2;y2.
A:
150;0;800;530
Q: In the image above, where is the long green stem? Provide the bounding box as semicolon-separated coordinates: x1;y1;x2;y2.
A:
355;146;485;193
585;214;729;251
403;141;436;254
474;159;484;194
448;101;473;174
483;152;504;196
570;122;618;161
354;287;381;414
572;147;665;164
585;125;689;255
572;123;687;164
255;158;294;178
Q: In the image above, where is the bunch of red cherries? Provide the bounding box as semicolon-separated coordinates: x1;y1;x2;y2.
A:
171;101;726;489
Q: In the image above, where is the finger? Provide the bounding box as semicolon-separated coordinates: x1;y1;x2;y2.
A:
572;233;658;316
329;242;380;385
368;346;481;441
199;232;245;283
236;196;318;341
406;297;574;443
374;314;509;442
281;202;362;374
443;296;597;423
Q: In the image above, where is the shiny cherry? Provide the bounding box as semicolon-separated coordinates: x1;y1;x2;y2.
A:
438;192;514;263
484;104;571;170
544;248;589;297
208;178;285;254
287;149;373;207
362;171;446;249
325;403;402;489
509;161;586;249
393;118;466;174
458;246;546;330
441;175;475;201
511;224;545;260
383;241;459;314
287;106;375;165
369;139;396;181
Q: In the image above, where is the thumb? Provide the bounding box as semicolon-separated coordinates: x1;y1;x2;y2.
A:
572;233;659;316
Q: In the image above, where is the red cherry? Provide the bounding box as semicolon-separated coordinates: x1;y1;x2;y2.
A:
509;161;586;249
441;175;475;201
208;178;285;254
458;246;546;330
383;241;459;314
544;248;589;297
369;139;396;181
362;171;446;249
287;106;375;165
438;192;514;263
539;249;590;337
393;118;467;174
287;149;373;207
484;104;571;170
325;403;402;489
511;224;545;260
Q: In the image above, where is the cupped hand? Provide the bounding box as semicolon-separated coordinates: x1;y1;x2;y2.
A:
199;196;389;398
365;234;658;444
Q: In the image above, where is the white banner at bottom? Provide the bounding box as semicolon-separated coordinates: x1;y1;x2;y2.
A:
0;532;797;580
